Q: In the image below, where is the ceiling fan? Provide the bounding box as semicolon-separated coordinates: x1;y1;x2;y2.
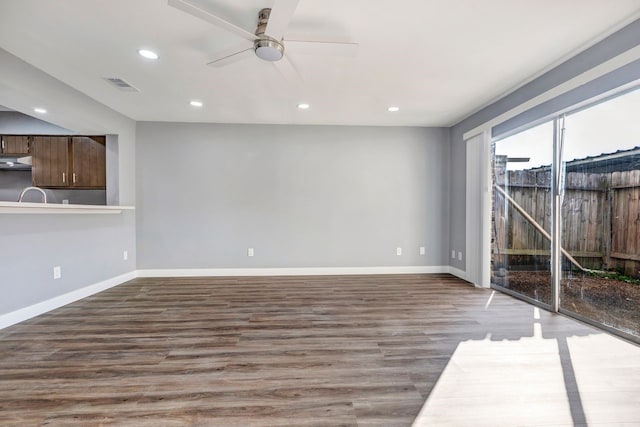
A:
168;0;358;81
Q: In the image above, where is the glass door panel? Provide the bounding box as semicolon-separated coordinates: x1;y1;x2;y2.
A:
492;121;554;305
561;88;640;339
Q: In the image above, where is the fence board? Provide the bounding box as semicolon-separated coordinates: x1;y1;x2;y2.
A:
494;168;640;277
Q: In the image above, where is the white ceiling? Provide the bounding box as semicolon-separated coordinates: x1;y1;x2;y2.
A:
1;0;639;126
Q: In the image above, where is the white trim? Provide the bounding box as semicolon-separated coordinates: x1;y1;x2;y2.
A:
137;266;453;277
465;132;492;288
462;45;640;141
0;271;137;330
0;201;135;214
447;266;467;282
492;78;640;143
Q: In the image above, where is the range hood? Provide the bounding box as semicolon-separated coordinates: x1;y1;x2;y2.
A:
0;155;32;170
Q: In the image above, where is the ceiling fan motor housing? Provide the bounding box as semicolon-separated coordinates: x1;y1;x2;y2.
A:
254;8;284;62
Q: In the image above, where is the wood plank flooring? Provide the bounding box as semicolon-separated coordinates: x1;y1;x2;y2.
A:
0;274;638;426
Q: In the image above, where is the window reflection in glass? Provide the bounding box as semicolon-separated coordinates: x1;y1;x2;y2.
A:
492;121;554;305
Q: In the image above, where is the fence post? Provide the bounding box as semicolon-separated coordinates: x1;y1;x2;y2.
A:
602;174;612;270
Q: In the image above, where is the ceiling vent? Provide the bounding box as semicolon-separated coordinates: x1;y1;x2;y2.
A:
103;77;140;92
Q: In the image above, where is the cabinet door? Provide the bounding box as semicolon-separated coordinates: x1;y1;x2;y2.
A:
71;136;106;188
1;135;30;155
32;136;70;187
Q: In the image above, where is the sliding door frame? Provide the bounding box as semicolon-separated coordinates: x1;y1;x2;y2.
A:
478;84;640;344
550;117;562;312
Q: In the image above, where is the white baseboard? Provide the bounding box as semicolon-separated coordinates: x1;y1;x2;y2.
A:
0;271;137;330
136;265;456;277
447;266;468;282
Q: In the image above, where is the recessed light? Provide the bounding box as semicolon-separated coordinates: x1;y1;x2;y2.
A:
190;100;203;107
34;107;47;114
387;106;400;112
138;49;159;60
297;103;310;109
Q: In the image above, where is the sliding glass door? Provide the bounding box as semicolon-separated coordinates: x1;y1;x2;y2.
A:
560;88;640;339
492;121;553;306
490;86;640;341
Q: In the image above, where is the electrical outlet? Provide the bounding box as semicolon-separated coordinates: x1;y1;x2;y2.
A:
419;247;426;255
53;266;61;280
451;250;456;259
247;247;254;257
458;251;463;261
123;250;128;261
396;247;402;256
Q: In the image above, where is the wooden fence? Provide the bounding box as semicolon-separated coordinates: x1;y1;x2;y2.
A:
493;165;640;277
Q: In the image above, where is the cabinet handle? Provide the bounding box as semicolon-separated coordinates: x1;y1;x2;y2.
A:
73;173;77;184
62;172;66;183
1;138;4;151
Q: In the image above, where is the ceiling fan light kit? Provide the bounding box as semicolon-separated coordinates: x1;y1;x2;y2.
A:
254;38;284;62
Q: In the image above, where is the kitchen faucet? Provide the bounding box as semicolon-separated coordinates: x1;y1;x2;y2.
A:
18;186;47;203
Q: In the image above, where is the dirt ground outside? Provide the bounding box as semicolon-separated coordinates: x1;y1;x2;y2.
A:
493;270;640;338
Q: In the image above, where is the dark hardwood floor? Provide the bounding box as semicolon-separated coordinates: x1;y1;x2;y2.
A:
0;274;638;426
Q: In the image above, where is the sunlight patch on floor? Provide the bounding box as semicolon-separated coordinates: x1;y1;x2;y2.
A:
413;333;574;426
413;306;640;427
484;291;495;310
564;333;640;423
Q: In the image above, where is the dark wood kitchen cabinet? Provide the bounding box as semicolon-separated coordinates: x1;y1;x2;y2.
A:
70;136;106;188
0;135;31;155
31;136;69;187
31;135;106;189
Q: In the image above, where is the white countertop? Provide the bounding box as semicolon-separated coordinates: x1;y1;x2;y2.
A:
0;201;135;214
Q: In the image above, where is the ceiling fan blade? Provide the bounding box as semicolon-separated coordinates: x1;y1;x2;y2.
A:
265;0;300;41
273;55;302;84
168;0;256;42
286;39;359;57
206;46;254;67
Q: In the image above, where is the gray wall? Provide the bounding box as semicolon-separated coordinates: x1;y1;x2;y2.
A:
0;212;136;315
0;48;136;205
136;123;449;269
448;18;640;271
0;111;70;134
0;48;137;317
0;170;32;201
0;170;106;205
106;134;119;205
